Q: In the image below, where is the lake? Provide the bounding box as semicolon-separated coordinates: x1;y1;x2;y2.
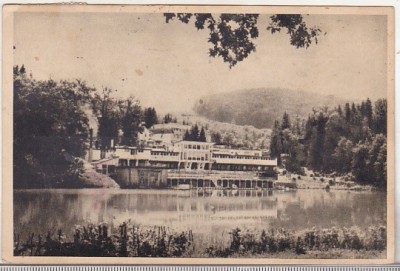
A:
14;189;387;241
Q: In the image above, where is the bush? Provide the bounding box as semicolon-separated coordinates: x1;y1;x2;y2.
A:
14;223;194;257
14;223;387;258
329;179;335;186
297;176;301;180
205;225;386;257
320;178;325;182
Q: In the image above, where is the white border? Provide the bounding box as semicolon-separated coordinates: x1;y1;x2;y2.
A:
1;0;398;263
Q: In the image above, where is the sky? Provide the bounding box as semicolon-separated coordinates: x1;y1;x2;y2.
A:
14;11;388;114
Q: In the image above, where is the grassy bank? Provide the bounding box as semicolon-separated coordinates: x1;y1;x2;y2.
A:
14;222;386;258
278;172;376;191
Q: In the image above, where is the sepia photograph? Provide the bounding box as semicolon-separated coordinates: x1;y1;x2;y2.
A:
2;5;395;264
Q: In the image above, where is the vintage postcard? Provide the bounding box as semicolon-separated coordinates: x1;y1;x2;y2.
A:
2;5;395;264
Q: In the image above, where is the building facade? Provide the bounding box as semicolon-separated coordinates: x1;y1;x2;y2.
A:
90;140;278;189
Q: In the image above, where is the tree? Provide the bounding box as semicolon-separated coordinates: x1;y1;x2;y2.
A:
119;96;143;146
163;113;173;124
368;134;387;187
94;87;120;150
270;120;283;165
199;127;207;142
332;137;354;173
344;103;351;122
307;112;328;170
364;98;373;127
337;105;343;117
190;124;200;141
351;143;371;184
211;132;222;144
281;112;291;130
164;13;321;68
374;99;387;135
183;130;191;141
13;66;94;188
144;107;158;129
374;141;387;188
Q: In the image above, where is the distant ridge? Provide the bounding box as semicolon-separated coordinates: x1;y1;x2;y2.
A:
194;88;347;129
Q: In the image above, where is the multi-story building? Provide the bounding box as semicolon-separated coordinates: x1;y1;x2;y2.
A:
90;140;277;189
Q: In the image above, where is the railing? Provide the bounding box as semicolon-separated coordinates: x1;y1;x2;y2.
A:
167;170;276;180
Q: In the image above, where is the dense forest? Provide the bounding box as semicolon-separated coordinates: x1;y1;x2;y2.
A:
13;66;154;188
194;88;345;129
270;99;387;188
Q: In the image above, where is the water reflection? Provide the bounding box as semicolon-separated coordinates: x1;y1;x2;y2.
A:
14;189;386;240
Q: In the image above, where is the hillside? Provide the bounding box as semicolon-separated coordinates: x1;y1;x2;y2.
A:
193;88;347;128
176;114;271;150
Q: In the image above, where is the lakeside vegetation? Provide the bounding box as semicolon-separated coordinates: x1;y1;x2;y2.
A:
270;100;387;189
13;66;158;189
14;222;386;258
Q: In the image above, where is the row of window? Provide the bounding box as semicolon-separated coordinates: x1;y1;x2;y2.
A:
182;153;209;160
150;152;179;156
183;144;210;150
213;155;271;160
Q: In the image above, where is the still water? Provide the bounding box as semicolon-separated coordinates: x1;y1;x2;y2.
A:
14;189;386;240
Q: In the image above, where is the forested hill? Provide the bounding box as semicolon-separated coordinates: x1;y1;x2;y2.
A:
193;88;346;129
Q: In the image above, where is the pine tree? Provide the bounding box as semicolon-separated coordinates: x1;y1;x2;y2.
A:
19;65;26;75
281;112;291;130
190;124;200;141
270;120;283;165
199;127;207;142
374;99;387;135
364;98;373;128
163;113;173;124
183;130;191;140
344;103;351;122
144;107;158;128
337;105;343;117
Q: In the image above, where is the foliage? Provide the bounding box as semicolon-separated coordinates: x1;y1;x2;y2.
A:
164;13;321;68
143;107;158;129
205;226;386;257
14;223;194;257
14;67;94;188
14;66;145;188
163;113;177;124
92;87;120;150
183;124;207;142
270;98;387;187
14;223;385;258
179;114;271;149
118;97;143;146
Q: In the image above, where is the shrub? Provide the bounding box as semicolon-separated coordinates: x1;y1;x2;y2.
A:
14;223;387;258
